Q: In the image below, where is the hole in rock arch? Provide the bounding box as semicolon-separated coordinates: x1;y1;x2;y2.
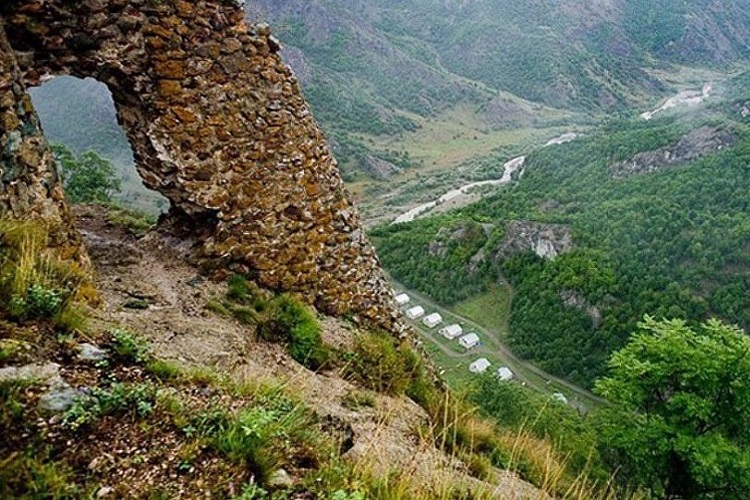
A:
28;75;167;214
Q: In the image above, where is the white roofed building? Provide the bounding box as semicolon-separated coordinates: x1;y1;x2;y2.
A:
422;312;443;328
469;358;491;374
496;366;513;381
395;293;410;306
439;324;463;339
405;306;425;320
458;333;480;350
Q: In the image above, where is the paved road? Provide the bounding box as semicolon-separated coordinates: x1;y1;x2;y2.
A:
394;281;607;410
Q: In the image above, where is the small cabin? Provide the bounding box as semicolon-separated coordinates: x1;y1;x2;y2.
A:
496;366;513;381
422;312;443;328
458;333;480;350
469;358;491;374
405;305;425;320
395;293;410;306
439;324;463;339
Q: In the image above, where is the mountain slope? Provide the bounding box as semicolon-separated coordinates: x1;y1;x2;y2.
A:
372;86;750;386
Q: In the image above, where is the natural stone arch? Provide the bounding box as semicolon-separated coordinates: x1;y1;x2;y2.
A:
0;0;402;332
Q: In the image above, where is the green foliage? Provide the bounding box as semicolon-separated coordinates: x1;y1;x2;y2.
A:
110;327;151;364
189;391;322;486
341;331;424;396
375;117;750;386
227;274;253;303
105;205;156;235
0;220;87;329
258;294;329;369
341;389;377;410
62;382;157;430
471;377;607;483
594;316;750;498
0;448;79;499
53;144;121;204
371;218;493;304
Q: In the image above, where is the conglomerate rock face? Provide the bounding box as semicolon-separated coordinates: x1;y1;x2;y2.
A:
0;0;403;333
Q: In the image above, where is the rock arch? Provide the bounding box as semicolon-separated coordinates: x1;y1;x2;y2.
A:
0;0;402;332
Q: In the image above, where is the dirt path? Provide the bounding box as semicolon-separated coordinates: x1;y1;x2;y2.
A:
75;205;547;499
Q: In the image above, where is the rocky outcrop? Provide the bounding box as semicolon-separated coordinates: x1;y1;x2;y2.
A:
0;1;402;333
610;126;738;179
559;289;602;328
362;155;401;179
494;221;573;261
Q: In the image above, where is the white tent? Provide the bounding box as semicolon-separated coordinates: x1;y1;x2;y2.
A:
439;324;463;339
469;358;491;374
551;393;568;405
496;366;513;381
458;333;480;350
405;305;425;320
422;312;443;328
395;293;410;306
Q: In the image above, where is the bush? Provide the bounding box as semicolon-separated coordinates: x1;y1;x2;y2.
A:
110;328;150;364
62;382;157;430
341;331;422;395
258;294;329;369
0;220;87;329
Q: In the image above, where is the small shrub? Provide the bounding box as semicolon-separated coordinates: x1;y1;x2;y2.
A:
0;449;79;498
105;205;156;235
123;298;149;309
0;219;88;328
226;274;253;303
205;393;323;485
62;382;157;430
341;331;420;395
258;294;329;369
206;298;231;317
227;303;260;325
342;390;377;410
111;328;150;364
147;359;183;381
24;283;63;317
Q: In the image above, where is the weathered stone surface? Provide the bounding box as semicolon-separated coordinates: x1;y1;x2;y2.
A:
494;221;573;261
610;126;738;179
0;1;404;334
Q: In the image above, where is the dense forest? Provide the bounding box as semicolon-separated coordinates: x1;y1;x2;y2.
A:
372;81;750;387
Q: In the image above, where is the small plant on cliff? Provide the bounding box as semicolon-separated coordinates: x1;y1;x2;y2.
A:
340;331;423;396
258;294;329;369
0;219;87;330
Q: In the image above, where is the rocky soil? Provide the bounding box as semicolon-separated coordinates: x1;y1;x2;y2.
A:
64;205;545;498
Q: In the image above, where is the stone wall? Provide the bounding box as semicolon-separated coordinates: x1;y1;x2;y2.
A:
0;0;403;333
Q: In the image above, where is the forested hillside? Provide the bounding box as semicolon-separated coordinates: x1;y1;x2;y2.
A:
372;80;750;386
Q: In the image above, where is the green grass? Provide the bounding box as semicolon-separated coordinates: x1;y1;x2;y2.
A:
449;284;512;338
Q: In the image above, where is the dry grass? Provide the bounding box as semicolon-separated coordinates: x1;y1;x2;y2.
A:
0;219;90;331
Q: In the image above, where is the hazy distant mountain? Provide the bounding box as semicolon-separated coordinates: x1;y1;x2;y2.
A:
248;0;750;123
29;0;750;191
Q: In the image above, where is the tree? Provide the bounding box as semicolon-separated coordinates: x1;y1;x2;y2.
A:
594;316;750;499
52;144;120;204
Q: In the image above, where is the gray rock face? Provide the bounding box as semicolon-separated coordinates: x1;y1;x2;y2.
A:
610;126;738;179
77;343;109;362
494;221;573;261
0;362;61;384
39;381;78;412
